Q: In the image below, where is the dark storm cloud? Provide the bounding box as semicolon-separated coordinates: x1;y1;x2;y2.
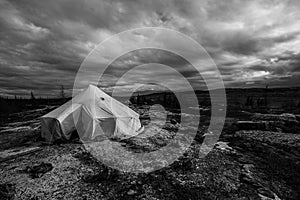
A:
0;0;300;96
219;31;300;56
105;49;202;84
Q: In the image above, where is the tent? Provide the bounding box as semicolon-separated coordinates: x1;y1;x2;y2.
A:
40;85;143;143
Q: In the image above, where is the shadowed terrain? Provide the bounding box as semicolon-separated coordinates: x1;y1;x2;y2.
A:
0;89;300;200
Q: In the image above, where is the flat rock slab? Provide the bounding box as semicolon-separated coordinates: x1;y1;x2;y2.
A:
0;146;42;162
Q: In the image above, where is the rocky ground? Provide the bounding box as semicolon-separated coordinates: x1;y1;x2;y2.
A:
0;106;299;200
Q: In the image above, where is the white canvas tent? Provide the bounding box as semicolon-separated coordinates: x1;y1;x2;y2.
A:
41;85;143;143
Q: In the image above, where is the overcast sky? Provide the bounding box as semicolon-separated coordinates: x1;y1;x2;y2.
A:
0;0;300;97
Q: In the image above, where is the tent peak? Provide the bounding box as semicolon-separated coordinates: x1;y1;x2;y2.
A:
85;84;100;93
88;84;98;89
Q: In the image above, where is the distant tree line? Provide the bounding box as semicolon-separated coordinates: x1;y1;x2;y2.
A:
131;92;180;109
245;96;268;108
0;85;69;115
